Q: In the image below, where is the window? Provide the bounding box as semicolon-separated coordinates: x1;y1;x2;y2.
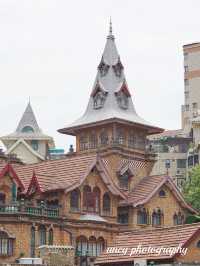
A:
137;208;149;225
118;171;129;190
193;102;198;109
88;236;97;257
96;237;105;256
0;231;14;256
93;187;100;213
30;227;35;257
173;212;184;225
39;225;46;246
184;91;189;99
80;134;88;151
48;228;53;245
159;190;166;197
197;240;200;248
103;193;111;215
184;65;189;72
99;130;109;146
116;128;125;145
21;126;34;133
31;140;38;151
128;131;135;148
0;193;5;205
184;52;188;60
11;182;17;202
70;189;80;212
89;132;97;149
152;209;163;226
117;207;129;224
177;159;186;169
76;236;88;256
185;104;189;111
83;186;94;212
184;79;189;86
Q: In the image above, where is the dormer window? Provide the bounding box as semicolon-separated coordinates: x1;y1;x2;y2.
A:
112;57;124;77
118;171;130;190
98;57;109;77
159;189;166;197
116;91;128;109
92;82;107;110
21;126;34;133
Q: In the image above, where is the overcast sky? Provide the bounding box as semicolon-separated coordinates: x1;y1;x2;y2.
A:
0;0;200;151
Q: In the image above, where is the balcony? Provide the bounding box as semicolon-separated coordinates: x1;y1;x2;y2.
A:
0;203;59;218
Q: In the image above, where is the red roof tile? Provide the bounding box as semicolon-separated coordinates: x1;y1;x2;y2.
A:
95;223;200;264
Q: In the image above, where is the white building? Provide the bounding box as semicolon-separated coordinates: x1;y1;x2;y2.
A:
0;102;55;164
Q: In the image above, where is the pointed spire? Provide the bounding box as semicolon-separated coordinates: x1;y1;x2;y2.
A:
16;102;41;133
107;17;114;40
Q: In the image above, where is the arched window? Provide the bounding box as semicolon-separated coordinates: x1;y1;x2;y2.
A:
103;193;111;215
0;193;5;205
0;230;14;256
93;187;100;213
197;240;200;248
39;225;46;246
70;189;80;211
117;207;129;224
118;171;129;190
83;185;92;212
11;182;17;202
48;228;53;245
30;226;35;257
159;189;166;197
174;212;184;225
31;140;38;151
76;236;88;256
88;236;97;257
137;208;149;225
99;130;109;146
97;237;105;256
152;209;163;226
89;132;97;149
21;126;34;133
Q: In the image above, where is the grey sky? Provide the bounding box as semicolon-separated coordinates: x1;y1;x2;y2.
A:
0;0;199;151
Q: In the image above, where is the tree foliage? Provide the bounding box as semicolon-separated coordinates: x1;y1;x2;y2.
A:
183;165;200;212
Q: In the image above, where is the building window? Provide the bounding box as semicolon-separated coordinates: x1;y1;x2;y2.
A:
89;132;97;149
76;236;88;256
39;225;46;246
99;130;109;146
30;227;35;257
193;102;198;109
159;189;166;197
128;132;135;148
96;237;105;256
118;171;129;190
80;134;88;151
184;65;189;72
177;159;186;169
88;236;97;257
117;207;129;224
11;182;17;202
173;212;184;225
83;185;95;212
70;189;80;212
116;128;125;145
48;228;53;245
0;193;5;205
184;91;189;99
185;104;189;111
137;208;149;225
93;187;100;213
31;140;38;151
103;193;111;216
184;79;189;86
197;240;200;248
0;231;14;256
184;52;188;60
21;126;34;133
152;209;163;226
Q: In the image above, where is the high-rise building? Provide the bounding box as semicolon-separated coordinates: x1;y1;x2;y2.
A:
182;43;200;134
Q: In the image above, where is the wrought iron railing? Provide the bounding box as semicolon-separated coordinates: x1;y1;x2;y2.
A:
0;203;59;218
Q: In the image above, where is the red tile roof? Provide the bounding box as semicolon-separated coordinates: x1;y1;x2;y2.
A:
95;223;200;264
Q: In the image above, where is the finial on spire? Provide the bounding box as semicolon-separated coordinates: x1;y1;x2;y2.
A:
109;17;112;35
107;17;114;40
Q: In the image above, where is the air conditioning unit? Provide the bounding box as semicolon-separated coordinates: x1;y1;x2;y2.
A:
134;259;147;266
18;258;43;264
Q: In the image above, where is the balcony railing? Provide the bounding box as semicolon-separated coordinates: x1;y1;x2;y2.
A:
0;203;59;218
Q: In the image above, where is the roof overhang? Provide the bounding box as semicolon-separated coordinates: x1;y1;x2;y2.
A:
58;118;164;136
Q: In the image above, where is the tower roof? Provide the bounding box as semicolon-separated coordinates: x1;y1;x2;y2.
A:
58;23;163;135
1;102;53;141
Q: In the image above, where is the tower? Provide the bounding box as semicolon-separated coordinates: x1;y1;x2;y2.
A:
58;22;163;178
1;102;55;164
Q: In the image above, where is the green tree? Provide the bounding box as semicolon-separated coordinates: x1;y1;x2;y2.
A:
183;165;200;211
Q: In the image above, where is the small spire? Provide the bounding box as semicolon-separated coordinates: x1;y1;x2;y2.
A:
107;17;114;40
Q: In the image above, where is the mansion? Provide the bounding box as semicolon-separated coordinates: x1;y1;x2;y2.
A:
0;23;200;266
